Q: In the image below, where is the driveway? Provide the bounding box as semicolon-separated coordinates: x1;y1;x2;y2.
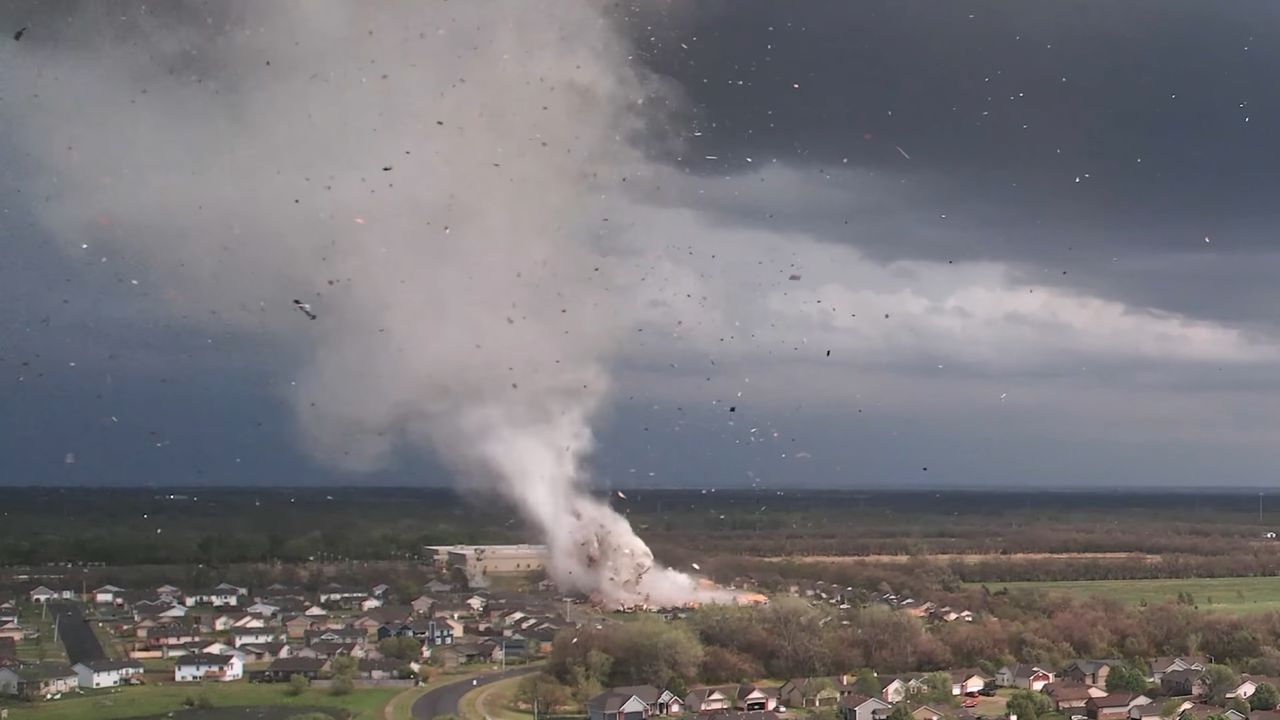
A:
411;666;539;720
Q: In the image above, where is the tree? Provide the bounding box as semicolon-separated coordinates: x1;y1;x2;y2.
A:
923;671;957;706
1106;665;1149;693
379;636;423;662
330;655;357;696
1007;690;1053;720
515;673;570;713
1161;699;1187;720
855;669;882;698
1250;682;1280;711
286;673;309;696
888;705;914;720
1201;664;1241;705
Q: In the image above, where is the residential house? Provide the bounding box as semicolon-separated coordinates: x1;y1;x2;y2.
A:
354;657;402;679
412;619;455;647
912;706;948;720
840;694;894;720
215;582;249;597
1129;700;1194;720
1151;658;1208;684
589;691;651;720
297;642;363;660
424;579;453;593
411;595;435;616
318;584;369;606
0;621;22;642
1044;682;1110;711
611;685;684;715
257;657;328;682
230;628;278;647
359;597;384;612
147;626;202;649
0;663;79;698
949;669;991;696
91;585;127;606
174;653;243;682
133;600;187;620
238;643;291;663
1160;669;1206;697
283;615;316;639
245;601;280;617
1087;692;1152;720
1227;676;1280;701
465;595;487;613
1180;707;1247;720
880;674;926;703
996;664;1055;691
735;685;778;712
371;583;391;598
686;688;733;714
780;677;843;709
0;602;16;622
1063;660;1125;688
156;584;182;596
183;588;241;608
304;627;365;646
28;586;74;604
72;659;144;689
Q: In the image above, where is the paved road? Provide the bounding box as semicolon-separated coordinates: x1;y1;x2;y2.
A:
411;666;538;720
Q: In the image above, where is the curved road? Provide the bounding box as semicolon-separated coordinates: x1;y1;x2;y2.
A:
412;666;539;720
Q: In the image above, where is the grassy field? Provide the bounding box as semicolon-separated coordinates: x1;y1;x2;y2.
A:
0;682;400;720
982;576;1280;614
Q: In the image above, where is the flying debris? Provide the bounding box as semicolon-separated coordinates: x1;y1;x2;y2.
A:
788;274;802;281
13;26;27;41
616;490;627;500
895;145;911;159
292;299;317;320
691;562;701;570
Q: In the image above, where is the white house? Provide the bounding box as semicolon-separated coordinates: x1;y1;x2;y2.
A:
91;585;127;605
28;586;75;604
588;691;651;720
230;628;277;647
73;659;144;689
214;582;249;596
245;601;280;617
359;597;383;612
184;590;241;608
174;653;243;682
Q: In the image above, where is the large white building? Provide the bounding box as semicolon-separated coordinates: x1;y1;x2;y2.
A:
426;544;549;579
73;659;144;689
174;653;243;682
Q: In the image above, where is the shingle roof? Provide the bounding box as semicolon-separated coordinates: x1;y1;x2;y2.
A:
589;691;642;713
268;657;327;672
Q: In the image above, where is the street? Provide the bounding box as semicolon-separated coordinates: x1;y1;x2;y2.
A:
411;666;539;720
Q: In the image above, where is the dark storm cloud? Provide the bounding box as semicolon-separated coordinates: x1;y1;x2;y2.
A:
622;0;1280;323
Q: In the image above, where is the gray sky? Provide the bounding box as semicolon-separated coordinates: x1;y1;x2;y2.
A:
4;1;1280;488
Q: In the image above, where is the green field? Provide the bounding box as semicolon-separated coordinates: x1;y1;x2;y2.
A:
0;682;400;720
984;576;1280;614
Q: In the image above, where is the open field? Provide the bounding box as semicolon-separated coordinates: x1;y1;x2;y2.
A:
978;576;1280;614
758;552;1162;563
0;682;400;720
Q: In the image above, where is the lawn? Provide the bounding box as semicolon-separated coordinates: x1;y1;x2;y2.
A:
0;682;400;720
981;576;1280;614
